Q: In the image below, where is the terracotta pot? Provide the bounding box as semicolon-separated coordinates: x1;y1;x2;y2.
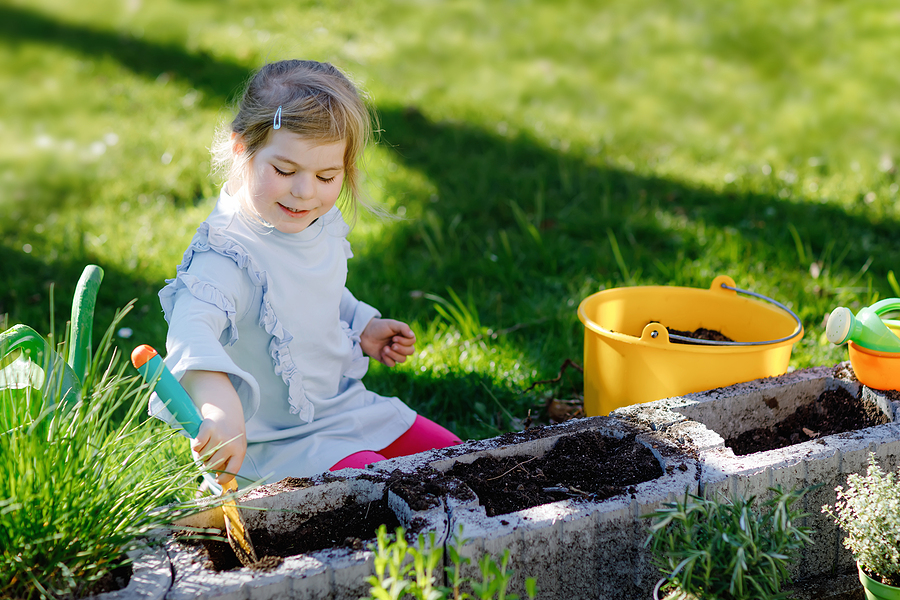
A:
859;563;900;600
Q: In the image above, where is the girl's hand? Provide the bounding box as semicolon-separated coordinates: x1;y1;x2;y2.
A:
360;318;416;367
180;370;247;486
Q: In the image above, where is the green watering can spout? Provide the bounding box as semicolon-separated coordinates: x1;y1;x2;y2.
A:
826;298;900;353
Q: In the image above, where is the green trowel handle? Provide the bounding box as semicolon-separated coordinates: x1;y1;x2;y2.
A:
131;345;202;438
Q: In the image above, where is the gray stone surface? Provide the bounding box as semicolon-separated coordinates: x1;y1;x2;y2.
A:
119;369;897;599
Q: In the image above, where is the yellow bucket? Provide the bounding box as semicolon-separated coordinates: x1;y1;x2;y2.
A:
577;275;804;415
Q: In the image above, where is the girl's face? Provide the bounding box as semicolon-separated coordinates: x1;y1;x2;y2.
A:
240;130;346;234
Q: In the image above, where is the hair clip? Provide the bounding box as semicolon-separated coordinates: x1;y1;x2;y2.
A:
273;106;282;130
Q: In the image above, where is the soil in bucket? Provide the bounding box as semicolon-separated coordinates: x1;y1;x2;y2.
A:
657;324;735;344
445;430;664;517
178;493;402;572
725;387;891;456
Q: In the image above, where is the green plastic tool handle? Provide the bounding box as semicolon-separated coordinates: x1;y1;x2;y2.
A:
0;324;81;406
67;265;104;381
133;347;203;438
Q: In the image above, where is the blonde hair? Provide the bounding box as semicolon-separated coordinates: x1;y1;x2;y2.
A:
211;60;377;226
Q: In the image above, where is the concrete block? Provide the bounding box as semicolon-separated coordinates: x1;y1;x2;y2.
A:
163;469;448;600
328;550;375;600
391;417;701;600
285;556;330;600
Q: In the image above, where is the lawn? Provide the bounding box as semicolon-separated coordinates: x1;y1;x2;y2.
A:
3;0;900;443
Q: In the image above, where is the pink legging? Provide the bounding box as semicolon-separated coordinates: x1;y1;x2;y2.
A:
329;415;461;471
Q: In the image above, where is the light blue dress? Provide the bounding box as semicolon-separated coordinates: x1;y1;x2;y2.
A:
150;189;417;484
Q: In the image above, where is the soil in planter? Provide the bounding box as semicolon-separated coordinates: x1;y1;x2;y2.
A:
386;469;475;511
185;495;402;571
446;430;664;516
726;387;891;456
76;561;132;597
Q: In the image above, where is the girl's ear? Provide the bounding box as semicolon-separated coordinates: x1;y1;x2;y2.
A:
231;132;245;156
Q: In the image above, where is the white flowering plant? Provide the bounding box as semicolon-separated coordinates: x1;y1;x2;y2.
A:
822;453;900;587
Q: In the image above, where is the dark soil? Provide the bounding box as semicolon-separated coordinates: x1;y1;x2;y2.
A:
446;430;663;516
188;494;402;572
385;470;475;511
726;387;891;456
656;323;735;344
251;495;401;557
180;423;667;569
75;560;132;597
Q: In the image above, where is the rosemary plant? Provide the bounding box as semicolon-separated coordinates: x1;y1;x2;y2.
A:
644;487;814;600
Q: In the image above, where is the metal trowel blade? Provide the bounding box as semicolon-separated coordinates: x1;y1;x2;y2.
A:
221;478;258;567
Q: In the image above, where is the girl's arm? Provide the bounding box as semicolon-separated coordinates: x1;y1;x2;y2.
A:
180;369;247;485
360;318;416;367
160;250;261;485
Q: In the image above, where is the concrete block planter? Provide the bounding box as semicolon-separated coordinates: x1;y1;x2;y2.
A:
372;416;699;600
97;365;897;599
163;470;449;600
612;364;900;580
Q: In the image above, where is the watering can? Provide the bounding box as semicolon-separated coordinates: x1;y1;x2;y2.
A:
827;298;900;390
826;298;900;353
0;265;104;405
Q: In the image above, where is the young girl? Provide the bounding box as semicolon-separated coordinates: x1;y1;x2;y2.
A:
150;59;460;488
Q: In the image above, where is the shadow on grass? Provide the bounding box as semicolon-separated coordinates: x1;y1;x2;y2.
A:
369;104;900;301
4;4;900;434
0;3;248;107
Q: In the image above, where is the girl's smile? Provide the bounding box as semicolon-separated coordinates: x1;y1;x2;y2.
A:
278;205;311;217
238;130;346;234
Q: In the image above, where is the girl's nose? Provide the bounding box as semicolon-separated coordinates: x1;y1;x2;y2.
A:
291;176;315;200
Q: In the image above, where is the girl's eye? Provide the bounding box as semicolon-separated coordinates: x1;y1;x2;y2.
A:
273;166;293;177
318;175;337;183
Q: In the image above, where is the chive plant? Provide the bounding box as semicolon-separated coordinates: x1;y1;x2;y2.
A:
644;487;814;600
0;304;200;599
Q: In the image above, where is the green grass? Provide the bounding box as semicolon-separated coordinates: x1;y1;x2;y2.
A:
3;0;900;441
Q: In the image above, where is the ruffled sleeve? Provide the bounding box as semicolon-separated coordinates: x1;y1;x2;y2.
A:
151;239;261;430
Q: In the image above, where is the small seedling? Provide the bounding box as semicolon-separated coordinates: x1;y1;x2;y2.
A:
362;524;537;600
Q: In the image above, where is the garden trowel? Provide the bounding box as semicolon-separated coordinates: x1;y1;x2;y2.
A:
131;344;258;567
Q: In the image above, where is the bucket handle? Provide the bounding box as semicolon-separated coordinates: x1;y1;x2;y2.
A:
654;280;803;347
